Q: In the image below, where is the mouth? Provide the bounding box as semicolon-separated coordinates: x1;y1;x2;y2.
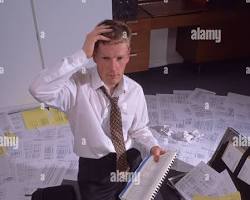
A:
108;74;119;78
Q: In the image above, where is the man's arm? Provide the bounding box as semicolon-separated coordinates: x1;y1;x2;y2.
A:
29;25;111;112
129;86;166;162
29;50;88;112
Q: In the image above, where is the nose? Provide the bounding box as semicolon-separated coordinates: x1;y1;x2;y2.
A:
110;59;118;72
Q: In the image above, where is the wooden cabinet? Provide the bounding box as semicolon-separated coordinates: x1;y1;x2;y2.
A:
125;19;151;73
176;18;250;63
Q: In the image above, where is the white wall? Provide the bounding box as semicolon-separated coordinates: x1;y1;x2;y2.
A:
0;0;43;112
0;0;112;113
167;28;184;64
149;28;183;68
149;28;168;68
33;0;112;69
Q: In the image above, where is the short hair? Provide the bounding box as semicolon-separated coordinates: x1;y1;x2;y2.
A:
94;19;131;52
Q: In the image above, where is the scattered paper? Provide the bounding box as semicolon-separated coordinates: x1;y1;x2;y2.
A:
175;162;221;200
49;108;68;125
145;95;160;126
208;170;237;196
21;107;68;129
193;191;241;200
175;162;237;200
0;181;28;200
22;108;50;129
8;112;26;132
1;88;250;199
187;88;216;106
221;142;244;172
0;113;14;132
237;156;250;185
146;89;250;168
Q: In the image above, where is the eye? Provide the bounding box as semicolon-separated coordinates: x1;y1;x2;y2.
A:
117;57;123;60
102;57;109;60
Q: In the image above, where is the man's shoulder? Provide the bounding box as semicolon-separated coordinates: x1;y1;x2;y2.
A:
124;75;143;92
71;67;94;84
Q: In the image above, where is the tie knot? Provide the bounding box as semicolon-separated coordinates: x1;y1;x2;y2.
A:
100;86;119;104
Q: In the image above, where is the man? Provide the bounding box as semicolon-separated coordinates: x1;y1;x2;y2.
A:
29;19;166;200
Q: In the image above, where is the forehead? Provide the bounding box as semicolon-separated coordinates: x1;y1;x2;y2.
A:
96;42;130;57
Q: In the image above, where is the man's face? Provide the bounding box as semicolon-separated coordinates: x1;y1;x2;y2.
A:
93;42;130;89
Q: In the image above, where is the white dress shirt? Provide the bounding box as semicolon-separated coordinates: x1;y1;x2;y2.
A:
29;49;159;159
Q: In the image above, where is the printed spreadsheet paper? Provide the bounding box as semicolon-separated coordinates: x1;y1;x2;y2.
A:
119;151;177;200
175;162;238;200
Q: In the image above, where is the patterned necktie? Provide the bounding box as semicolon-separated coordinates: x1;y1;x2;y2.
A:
101;86;130;172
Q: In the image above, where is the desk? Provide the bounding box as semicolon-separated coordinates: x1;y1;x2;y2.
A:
124;0;250;73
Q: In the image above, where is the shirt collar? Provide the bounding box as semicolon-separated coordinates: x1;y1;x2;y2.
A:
91;67;104;90
90;66;128;94
114;76;128;96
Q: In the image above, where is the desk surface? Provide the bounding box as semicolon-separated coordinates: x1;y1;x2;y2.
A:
140;0;207;18
134;0;250;29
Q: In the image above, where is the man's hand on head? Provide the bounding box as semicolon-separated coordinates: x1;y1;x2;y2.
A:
82;25;112;58
150;146;166;162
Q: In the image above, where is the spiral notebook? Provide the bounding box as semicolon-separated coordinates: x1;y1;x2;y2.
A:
119;151;177;200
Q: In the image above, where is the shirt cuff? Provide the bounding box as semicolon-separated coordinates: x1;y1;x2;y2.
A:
70;49;88;67
144;137;160;155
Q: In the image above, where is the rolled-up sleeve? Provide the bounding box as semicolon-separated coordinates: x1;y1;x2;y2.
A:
29;50;89;112
129;86;159;154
